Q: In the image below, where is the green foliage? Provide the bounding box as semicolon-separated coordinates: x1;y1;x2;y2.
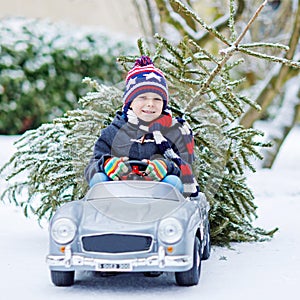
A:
0;17;134;134
1;1;289;244
0;78;122;220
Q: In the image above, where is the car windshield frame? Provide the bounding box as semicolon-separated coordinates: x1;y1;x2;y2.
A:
85;181;184;202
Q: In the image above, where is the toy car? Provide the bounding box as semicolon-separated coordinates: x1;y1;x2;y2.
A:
46;160;211;287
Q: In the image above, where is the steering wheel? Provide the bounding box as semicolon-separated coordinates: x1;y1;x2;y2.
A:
121;160;151;181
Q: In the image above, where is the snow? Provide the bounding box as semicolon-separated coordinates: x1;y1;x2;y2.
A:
1;127;300;300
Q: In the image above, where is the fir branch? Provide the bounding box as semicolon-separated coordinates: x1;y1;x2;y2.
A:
197;0;268;98
186;38;219;64
239;42;290;51
228;0;238;42
169;0;230;46
137;38;152;57
237;47;300;68
238;95;261;111
154;34;185;63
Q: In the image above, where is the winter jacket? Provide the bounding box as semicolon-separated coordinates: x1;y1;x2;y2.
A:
84;112;195;183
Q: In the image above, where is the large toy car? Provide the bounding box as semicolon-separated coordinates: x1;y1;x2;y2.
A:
46;161;211;287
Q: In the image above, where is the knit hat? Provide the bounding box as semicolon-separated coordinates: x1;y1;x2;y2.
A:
123;56;168;116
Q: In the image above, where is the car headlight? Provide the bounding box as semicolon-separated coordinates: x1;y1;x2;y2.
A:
51;218;77;244
158;217;183;244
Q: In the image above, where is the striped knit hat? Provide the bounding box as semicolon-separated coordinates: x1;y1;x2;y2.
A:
123;56;168;117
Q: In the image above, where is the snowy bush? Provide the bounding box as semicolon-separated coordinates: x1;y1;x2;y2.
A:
0;17;134;134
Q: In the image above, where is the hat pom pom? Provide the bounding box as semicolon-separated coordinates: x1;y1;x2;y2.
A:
134;55;153;67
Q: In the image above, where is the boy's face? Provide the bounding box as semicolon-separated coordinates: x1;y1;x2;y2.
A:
130;92;164;122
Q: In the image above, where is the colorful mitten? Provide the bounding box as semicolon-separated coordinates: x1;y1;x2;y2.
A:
104;157;128;180
145;159;168;181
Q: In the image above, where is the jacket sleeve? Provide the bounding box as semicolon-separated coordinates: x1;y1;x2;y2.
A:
84;130;113;183
163;158;181;177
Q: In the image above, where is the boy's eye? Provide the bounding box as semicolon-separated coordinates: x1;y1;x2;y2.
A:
137;95;162;101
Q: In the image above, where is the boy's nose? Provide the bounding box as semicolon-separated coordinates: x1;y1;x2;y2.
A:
145;99;155;106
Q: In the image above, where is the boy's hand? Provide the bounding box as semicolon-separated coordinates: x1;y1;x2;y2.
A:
104;157;129;180
145;159;168;181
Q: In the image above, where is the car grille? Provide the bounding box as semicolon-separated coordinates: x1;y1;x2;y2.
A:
81;233;153;253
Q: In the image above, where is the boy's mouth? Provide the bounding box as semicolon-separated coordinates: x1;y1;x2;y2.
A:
142;109;155;114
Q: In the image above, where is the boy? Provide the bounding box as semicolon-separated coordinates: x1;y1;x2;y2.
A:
84;56;199;197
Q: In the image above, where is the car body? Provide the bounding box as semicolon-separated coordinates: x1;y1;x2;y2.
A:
46;178;210;287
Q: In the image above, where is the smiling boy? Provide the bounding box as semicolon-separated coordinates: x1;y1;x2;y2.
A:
85;56;199;197
130;92;163;123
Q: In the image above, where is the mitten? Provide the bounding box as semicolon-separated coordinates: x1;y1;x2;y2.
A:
104;157;128;180
145;159;168;181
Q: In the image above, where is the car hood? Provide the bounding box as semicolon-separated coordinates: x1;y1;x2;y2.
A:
84;197;188;224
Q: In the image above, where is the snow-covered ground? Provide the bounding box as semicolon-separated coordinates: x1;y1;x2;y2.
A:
0;127;300;300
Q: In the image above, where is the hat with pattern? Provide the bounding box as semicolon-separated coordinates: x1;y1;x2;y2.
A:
123;56;168;116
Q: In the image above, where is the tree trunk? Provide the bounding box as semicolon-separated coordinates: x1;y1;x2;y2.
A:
239;0;300;128
261;76;300;168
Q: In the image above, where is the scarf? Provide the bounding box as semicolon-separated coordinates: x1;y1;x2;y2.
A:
126;108;199;197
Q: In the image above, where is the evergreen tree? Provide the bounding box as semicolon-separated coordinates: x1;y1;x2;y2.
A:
2;0;299;244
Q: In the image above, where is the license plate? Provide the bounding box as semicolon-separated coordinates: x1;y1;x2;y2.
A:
96;262;132;271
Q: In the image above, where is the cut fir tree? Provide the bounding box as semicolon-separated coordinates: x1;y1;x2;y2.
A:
4;0;300;245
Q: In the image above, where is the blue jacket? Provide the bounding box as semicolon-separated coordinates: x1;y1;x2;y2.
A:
84;112;194;182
